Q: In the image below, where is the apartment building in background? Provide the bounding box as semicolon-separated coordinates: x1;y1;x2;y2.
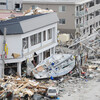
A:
22;0;100;38
0;0;22;11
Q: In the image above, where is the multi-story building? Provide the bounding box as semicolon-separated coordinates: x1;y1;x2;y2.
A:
22;0;100;38
0;0;22;11
0;12;58;78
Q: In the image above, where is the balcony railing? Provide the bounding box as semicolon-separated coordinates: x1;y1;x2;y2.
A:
76;23;84;28
76;11;85;17
85;21;88;25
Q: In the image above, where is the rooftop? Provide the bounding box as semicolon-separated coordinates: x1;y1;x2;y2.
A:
23;0;92;4
0;12;58;35
0;10;23;21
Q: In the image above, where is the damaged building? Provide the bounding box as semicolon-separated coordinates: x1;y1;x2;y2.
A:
0;12;59;78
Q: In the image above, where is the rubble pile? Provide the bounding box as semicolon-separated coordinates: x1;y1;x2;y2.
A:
0;76;54;99
24;7;54;16
58;64;100;97
0;62;99;99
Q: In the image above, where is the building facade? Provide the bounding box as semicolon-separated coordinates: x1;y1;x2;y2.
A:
0;12;58;78
0;0;22;11
22;0;100;38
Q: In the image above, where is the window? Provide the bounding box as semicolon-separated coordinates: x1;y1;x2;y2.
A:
79;18;81;23
34;34;37;45
30;35;34;46
90;13;94;19
93;24;95;28
30;34;37;46
76;19;78;24
0;2;6;5
59;19;65;24
96;22;98;27
86;15;89;21
95;10;100;16
32;5;38;9
15;4;20;8
59;6;65;12
79;5;84;11
43;31;46;41
89;1;94;7
87;27;89;32
51;48;54;55
99;21;100;25
83;29;85;34
38;32;41;43
48;29;52;40
43;49;50;60
76;6;78;11
23;37;28;49
96;0;100;4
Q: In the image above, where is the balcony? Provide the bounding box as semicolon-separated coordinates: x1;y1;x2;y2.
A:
85;21;88;26
76;10;85;17
76;23;84;28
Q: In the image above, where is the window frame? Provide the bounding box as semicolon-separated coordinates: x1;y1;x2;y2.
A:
59;19;66;24
23;37;28;49
59;5;66;12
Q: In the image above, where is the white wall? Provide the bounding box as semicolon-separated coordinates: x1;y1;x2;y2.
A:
21;23;57;55
0;0;6;9
7;35;22;58
0;35;22;59
0;36;4;59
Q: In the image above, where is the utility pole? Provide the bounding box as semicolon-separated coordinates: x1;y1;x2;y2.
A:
2;28;7;78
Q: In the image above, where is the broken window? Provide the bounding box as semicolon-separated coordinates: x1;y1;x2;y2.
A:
90;13;94;19
15;4;20;8
23;37;28;49
43;49;50;60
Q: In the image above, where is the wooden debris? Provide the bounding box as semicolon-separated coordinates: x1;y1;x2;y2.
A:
0;76;51;99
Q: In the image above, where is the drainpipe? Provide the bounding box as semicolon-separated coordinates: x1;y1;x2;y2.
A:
6;0;8;9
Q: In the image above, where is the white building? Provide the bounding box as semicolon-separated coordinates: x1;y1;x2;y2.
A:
0;12;58;78
0;0;22;11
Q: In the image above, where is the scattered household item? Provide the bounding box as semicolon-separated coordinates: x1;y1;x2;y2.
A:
12;53;20;58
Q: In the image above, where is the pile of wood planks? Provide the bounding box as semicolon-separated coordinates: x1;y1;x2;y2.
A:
0;75;48;99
